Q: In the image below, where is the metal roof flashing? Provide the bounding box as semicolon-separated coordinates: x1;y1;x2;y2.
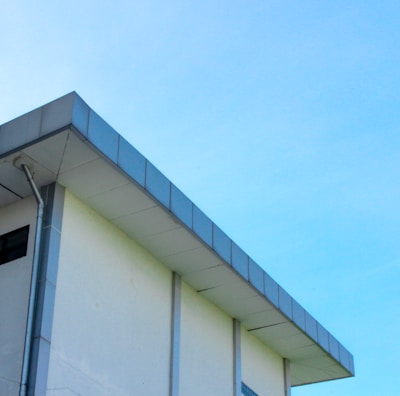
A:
0;92;354;386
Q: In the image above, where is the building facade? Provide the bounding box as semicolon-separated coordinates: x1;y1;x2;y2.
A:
0;93;354;395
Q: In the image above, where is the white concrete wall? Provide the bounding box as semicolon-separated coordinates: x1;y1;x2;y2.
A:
45;191;286;396
179;281;233;396
241;326;285;396
0;197;36;396
47;192;172;396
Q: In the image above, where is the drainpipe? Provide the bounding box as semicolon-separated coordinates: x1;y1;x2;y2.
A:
19;164;44;396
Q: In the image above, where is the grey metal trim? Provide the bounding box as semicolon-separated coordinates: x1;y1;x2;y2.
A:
233;319;241;396
170;273;181;396
284;359;291;396
27;183;65;395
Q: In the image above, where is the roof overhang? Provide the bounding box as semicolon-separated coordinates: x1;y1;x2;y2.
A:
0;92;354;386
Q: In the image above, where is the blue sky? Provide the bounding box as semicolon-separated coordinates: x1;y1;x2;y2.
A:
1;1;399;394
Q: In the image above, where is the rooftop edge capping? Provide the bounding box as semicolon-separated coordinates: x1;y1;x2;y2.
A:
0;92;355;380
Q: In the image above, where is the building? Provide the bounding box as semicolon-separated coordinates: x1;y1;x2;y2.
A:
0;93;354;396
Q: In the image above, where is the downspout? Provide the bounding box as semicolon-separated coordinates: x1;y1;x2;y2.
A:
19;164;44;396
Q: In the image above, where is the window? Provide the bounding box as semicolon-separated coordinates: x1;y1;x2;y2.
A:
0;225;30;265
241;382;258;396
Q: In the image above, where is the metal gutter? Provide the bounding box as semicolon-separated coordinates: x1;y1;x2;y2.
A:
19;164;44;396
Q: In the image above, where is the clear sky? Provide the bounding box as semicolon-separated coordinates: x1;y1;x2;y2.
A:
1;1;399;394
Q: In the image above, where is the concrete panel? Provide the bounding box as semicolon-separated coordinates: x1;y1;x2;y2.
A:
180;281;233;396
213;224;231;264
278;287;292;320
41;93;74;136
241;326;285;396
118;136;146;187
48;192;172;395
317;323;330;352
232;242;249;280
87;182;155;221
0;196;37;395
192;205;212;246
0;108;41;154
329;334;340;361
71;93;90;136
145;161;171;208
170;185;193;229
264;272;279;307
58;158;127;198
248;259;264;294
58;131;99;174
87;110;119;163
305;313;318;342
292;300;306;331
22;132;69;178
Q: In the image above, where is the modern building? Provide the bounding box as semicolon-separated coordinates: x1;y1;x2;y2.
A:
0;93;354;396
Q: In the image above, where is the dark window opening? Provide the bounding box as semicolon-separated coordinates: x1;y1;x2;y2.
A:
242;382;258;396
0;225;30;265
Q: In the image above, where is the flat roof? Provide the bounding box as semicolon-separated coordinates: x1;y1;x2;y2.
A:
0;92;354;386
